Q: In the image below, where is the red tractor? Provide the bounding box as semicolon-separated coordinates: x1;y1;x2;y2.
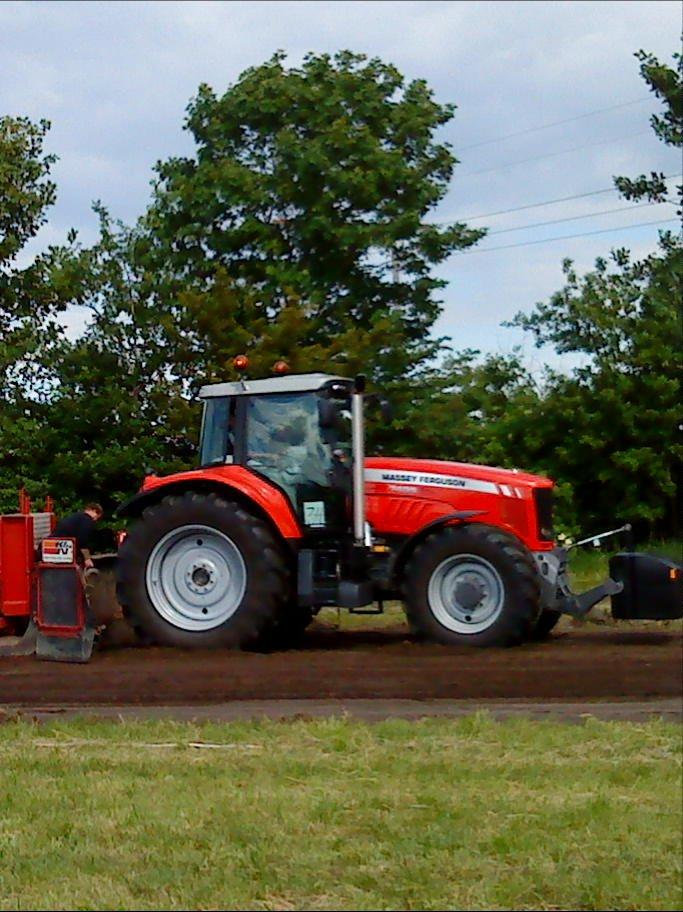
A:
114;366;681;650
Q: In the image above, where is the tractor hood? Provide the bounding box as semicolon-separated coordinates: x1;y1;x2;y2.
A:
364;457;554;549
365;457;552;492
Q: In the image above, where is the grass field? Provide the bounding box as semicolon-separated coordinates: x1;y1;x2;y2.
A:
1;715;681;911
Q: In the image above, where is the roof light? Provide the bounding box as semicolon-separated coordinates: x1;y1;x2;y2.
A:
273;360;290;375
233;354;249;371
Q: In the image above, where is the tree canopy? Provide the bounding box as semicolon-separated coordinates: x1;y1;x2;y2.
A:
140;50;483;385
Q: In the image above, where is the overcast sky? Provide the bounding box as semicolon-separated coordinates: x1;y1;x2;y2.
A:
2;0;680;373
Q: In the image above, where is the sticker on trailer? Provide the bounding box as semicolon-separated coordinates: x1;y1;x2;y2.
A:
303;501;326;527
41;538;75;564
364;469;498;495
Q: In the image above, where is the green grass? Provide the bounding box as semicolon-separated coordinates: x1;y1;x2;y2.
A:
0;716;681;910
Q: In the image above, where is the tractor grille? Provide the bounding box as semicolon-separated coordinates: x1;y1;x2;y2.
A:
533;488;554;541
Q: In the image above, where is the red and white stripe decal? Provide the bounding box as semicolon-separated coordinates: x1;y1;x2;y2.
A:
499;484;525;498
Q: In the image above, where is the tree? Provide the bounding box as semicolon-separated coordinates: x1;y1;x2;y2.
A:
510;49;682;537
614;49;682;205
0;117;84;510
140;50;483;385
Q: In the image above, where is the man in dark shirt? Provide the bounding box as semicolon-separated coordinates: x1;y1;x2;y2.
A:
52;503;103;568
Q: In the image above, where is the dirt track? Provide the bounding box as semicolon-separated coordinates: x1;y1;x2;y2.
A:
0;623;680;709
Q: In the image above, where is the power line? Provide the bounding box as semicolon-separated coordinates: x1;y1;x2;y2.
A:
455;218;679;255
460;129;651;177
434;173;682;222
454;97;651;152
487;200;671;236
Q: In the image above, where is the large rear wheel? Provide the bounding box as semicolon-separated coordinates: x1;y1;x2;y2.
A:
402;524;540;647
257;603;315;651
116;492;289;648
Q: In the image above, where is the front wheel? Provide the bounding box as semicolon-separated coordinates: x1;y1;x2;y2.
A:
116;492;289;648
530;608;563;639
402;524;540;647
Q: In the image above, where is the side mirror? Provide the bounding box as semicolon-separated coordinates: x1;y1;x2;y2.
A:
318;398;340;430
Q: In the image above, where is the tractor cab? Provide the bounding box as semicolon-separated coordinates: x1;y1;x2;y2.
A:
198;373;356;536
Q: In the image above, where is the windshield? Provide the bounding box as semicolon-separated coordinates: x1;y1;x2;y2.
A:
245;392;350;502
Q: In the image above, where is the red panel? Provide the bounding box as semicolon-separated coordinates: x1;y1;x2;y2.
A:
142;466;303;539
0;515;35;618
365;457;554;551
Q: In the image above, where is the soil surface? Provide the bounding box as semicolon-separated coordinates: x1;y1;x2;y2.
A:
1;623;680;709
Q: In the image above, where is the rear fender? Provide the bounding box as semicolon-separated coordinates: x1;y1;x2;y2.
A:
116;471;303;543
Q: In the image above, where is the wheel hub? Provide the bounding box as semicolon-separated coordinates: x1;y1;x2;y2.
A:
187;560;216;593
146;525;247;631
454;577;486;610
427;553;504;634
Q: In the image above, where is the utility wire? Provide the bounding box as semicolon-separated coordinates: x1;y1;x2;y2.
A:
455;218;679;254
487;200;671;236
460;129;651;177
454;97;651;152
434;173;681;222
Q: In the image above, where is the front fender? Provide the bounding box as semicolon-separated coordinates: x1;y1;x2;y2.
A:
390;510;486;581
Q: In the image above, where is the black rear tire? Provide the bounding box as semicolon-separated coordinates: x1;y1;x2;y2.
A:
402;523;540;647
257;604;314;651
116;492;289;649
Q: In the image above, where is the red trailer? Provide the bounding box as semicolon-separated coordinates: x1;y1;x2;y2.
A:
0;490;54;637
0;492;95;661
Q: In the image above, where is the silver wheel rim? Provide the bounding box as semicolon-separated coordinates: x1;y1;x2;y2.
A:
146;524;247;631
427;553;504;634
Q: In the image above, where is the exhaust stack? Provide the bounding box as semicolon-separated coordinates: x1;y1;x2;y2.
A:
351;375;366;544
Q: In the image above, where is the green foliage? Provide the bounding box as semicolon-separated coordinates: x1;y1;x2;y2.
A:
510;245;681;534
141;50;483;384
506;47;682;536
614;49;682;204
0;116;56;264
0;117;87;512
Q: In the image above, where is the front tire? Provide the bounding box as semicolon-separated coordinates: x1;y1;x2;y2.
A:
402;524;540;647
530;608;562;639
116;492;289;648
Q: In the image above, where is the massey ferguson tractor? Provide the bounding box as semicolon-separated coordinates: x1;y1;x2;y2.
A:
109;363;681;651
